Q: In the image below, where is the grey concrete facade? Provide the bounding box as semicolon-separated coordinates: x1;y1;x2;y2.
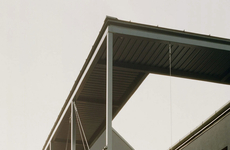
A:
177;112;230;150
91;128;134;150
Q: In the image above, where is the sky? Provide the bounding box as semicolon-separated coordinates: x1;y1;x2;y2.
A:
0;0;230;150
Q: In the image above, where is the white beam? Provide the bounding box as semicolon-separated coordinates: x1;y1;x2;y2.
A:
106;30;113;150
108;25;230;51
71;101;76;150
43;27;108;150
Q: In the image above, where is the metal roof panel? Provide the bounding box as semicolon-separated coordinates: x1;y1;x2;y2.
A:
43;17;230;150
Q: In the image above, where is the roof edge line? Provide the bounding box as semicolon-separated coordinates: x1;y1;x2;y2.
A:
171;100;230;150
42;26;109;150
108;25;230;51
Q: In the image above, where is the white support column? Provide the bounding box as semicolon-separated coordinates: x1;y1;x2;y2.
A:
106;31;113;150
49;142;52;150
71;101;76;150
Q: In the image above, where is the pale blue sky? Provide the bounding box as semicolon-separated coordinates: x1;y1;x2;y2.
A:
0;0;230;149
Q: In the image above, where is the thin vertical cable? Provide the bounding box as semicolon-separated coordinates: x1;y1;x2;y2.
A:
169;43;172;147
73;102;90;150
65;117;71;150
75;103;90;150
78;117;87;150
76;111;86;150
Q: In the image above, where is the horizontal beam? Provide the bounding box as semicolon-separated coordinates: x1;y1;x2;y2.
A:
98;60;229;85
221;68;230;82
54;138;83;145
108;25;230;52
77;96;119;108
88;72;148;146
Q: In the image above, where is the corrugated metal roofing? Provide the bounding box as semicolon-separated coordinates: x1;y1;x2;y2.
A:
43;17;230;150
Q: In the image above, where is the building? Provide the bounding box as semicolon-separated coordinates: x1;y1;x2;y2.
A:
43;17;230;150
171;101;230;150
91;128;134;150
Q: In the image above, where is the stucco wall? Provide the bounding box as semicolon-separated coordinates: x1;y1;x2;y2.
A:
91;128;134;150
182;113;230;150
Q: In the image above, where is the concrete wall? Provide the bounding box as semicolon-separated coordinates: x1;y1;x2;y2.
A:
91;128;134;150
182;113;230;150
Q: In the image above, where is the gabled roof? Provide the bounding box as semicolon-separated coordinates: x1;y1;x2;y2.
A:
43;17;230;150
170;101;230;150
91;128;134;150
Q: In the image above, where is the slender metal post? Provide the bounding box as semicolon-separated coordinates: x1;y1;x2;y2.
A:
71;101;76;150
106;31;113;150
169;43;172;147
49;142;52;150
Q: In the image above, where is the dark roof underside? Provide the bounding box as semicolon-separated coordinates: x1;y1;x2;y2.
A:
43;17;230;150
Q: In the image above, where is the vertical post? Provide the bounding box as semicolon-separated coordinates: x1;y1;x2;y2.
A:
71;101;76;150
106;31;113;150
169;43;172;147
49;142;52;150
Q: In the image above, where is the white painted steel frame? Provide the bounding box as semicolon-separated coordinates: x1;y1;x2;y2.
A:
43;27;109;150
44;19;230;150
106;31;113;150
43;21;230;150
49;142;52;150
109;25;230;51
71;102;77;150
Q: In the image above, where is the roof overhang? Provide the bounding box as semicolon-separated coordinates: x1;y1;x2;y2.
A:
43;17;230;150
